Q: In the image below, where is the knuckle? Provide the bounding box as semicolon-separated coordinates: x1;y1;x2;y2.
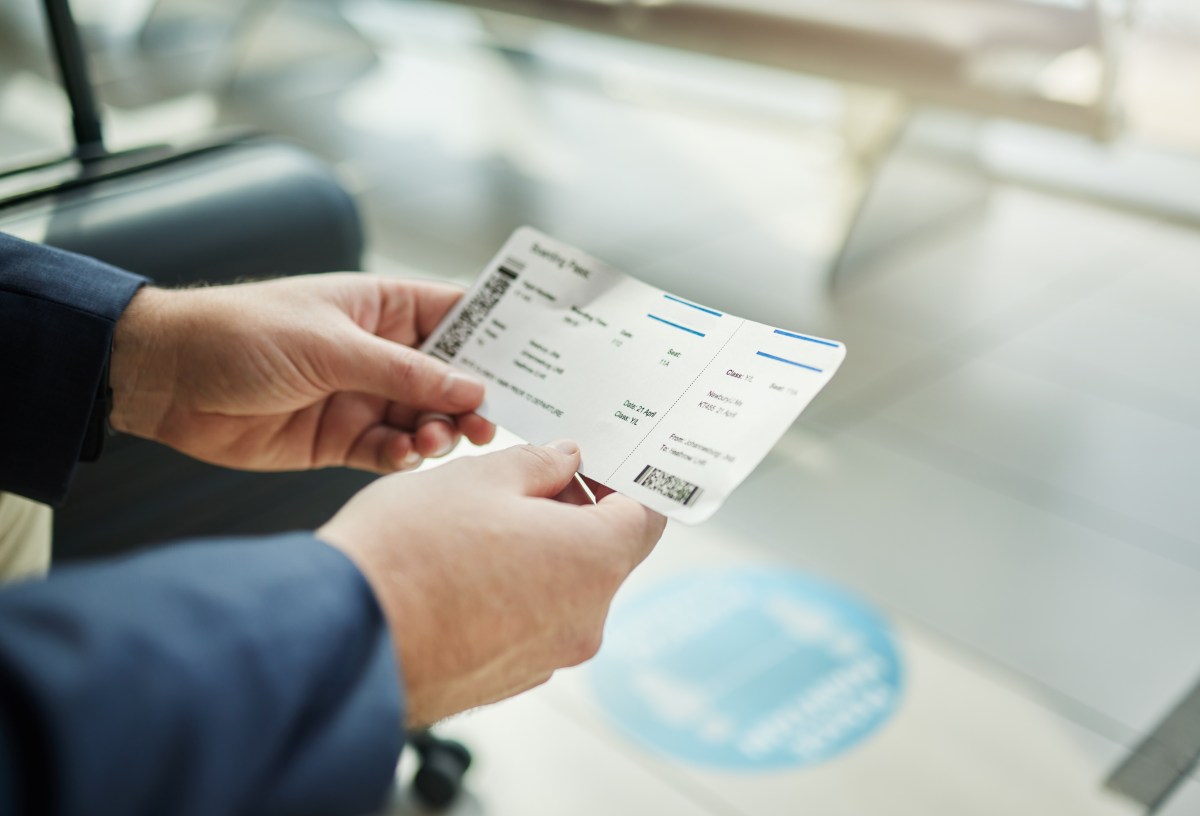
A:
389;351;418;389
392;350;443;397
529;671;555;691
562;627;604;667
515;443;560;473
439;455;471;478
597;518;645;571
638;514;667;553
439;455;490;490
375;444;394;474
597;551;632;590
615;504;665;562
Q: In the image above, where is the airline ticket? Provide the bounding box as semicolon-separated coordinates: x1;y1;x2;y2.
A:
422;227;846;523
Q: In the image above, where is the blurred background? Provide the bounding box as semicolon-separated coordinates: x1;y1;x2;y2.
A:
2;1;1199;813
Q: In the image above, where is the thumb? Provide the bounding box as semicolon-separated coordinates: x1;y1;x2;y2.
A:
470;441;582;499
333;333;485;413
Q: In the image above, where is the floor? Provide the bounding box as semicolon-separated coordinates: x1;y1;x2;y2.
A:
3;2;1199;813
378;190;1200;814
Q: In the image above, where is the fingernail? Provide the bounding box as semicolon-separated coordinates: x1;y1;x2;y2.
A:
545;439;579;455
417;413;456;456
400;449;423;469
416;412;455;428
443;373;484;407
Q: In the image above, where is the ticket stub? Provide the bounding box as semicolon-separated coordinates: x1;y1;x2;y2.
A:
422;227;845;523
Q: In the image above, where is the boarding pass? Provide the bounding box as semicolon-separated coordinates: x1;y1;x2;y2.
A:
423;227;845;523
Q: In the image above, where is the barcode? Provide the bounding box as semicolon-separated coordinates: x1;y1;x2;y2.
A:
634;465;702;507
432;266;518;360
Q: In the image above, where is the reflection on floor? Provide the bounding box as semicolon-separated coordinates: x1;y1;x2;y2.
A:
3;3;1200;813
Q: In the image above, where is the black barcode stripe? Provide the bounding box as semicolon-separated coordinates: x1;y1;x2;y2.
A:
633;465;702;507
432;268;513;360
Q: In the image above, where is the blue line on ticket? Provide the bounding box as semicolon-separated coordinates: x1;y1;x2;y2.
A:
423;226;846;523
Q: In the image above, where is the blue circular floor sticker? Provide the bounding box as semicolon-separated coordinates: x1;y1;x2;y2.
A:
589;568;903;770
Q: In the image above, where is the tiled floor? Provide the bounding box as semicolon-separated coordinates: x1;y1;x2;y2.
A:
3;3;1199;813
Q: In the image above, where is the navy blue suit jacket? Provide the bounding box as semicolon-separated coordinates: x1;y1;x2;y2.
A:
0;234;404;814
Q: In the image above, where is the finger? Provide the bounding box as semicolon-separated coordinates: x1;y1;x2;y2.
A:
581;475;614;500
469;441;581;498
416;412;454;428
456;412;497;446
588;493;667;568
413;284;467;341
386;406;492;449
344;426;423;474
385;402;421;429
374;278;466;342
414;412;460;458
554;474;595;506
334;335;485;414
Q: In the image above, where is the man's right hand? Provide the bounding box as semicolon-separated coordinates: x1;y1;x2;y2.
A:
317;441;666;726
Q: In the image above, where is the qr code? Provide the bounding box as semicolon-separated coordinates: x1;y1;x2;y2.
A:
432;266;518;360
634;465;702;507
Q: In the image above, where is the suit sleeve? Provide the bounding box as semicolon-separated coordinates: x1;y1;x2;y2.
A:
0;232;148;505
0;532;405;816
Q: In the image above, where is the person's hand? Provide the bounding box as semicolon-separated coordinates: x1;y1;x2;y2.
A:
318;440;667;726
110;274;495;473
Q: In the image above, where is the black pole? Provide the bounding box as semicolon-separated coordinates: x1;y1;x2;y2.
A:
42;0;106;158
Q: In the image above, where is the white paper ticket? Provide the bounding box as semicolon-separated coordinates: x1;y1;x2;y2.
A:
422;227;846;523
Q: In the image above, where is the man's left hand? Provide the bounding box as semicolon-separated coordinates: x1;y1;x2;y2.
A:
110;274;495;474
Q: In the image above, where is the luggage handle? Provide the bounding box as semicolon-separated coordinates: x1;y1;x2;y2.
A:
41;0;106;159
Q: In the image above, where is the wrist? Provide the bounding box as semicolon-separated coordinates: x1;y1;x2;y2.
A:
317;525;431;725
110;287;177;439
